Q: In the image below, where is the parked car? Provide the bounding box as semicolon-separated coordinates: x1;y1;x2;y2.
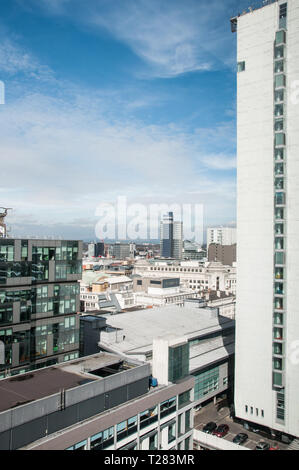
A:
212;424;229;438
233;433;248;445
269;443;279;450
256;441;270;450
203;422;217;434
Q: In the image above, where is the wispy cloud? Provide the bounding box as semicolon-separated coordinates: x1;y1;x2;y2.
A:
0;1;238;237
0;36;54;81
23;0;237;78
201;153;236;170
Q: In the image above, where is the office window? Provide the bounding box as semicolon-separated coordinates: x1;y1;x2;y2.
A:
275;178;284;190
275;133;285;146
116;416;137;441
237;61;245;72
273;358;283;371
273;342;283;356
275;192;285;206
275;30;286;45
149;432;158;450
160;397;176;418
0;242;14;262
168;422;176;444
168;343;189;383
275;74;286;89
90;427;114;450
274;60;284;74
273;372;283;387
275;252;285;266
274;45;284;59
274;104;284;117
275;163;284;176
274;327;283;341
279;3;287;29
74;440;87;450
185;437;190;450
274;119;284;132
185;409;191;432
274;89;284;103
178;390;191;408
140;406;158;429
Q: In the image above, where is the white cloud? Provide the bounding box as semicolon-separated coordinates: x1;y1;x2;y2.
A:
23;0;236;78
0;37;54;81
201;153;236;170
0;84;236;232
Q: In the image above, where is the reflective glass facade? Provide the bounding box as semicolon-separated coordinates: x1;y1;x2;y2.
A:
0;239;82;378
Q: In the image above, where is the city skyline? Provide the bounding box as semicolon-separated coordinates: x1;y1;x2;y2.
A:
0;0;256;239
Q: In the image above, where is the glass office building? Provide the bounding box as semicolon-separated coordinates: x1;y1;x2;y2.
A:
0;238;82;377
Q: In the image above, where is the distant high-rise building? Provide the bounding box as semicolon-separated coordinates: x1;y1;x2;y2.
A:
110;243;131;260
208;244;236;266
173;221;183;260
207;227;236;249
232;0;299;441
88;242;105;258
0;238;82;378
160;212;174;258
160;213;183;260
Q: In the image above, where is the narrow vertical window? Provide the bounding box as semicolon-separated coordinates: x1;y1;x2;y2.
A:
237;61;245;73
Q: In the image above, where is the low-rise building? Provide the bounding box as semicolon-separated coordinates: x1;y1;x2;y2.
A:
95;303;235;410
0;349;195;450
132;276;198;307
80;272;136;312
133;260;237;295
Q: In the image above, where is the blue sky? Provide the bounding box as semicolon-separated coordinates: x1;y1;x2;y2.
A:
0;0;252;240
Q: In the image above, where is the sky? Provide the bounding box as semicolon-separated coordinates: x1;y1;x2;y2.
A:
0;0;252;241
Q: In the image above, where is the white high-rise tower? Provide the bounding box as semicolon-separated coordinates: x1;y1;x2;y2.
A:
232;0;299;441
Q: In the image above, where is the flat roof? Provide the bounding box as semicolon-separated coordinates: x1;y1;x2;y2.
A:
0;352;125;413
100;305;234;355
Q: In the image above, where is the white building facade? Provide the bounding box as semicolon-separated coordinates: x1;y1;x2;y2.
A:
207;227;236;248
133;260;237;295
233;0;299;440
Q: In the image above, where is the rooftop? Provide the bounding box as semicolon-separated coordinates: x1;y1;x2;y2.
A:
230;0;278;31
0;352;135;413
99;304;234;356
